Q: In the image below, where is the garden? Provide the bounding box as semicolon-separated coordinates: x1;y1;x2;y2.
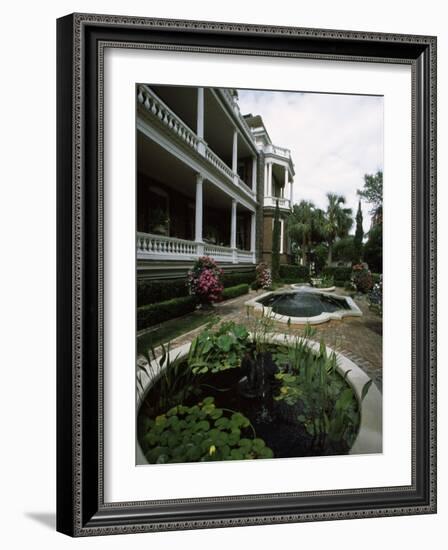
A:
136;173;383;464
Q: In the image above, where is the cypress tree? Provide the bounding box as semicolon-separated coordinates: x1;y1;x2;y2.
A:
272;201;281;281
354;200;364;263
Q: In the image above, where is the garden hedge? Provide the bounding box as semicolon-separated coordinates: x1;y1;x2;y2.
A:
221;283;250;301
137;295;197;330
138;271;255;308
279;264;309;281
137;279;188;307
322;266;353;286
221;271;255;288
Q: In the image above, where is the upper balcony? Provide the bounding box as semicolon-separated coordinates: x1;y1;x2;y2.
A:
263;196;291;210
263;143;292;162
137;84;257;204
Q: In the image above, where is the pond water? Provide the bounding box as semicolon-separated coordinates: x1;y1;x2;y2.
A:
258;291;351;318
138;349;359;462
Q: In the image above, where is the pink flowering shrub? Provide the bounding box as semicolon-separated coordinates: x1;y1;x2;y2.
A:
187;256;224;305
255;262;272;290
351;263;373;293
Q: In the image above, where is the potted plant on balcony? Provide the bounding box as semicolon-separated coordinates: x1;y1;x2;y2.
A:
148;207;170;235
203;225;218;245
187;256;224;308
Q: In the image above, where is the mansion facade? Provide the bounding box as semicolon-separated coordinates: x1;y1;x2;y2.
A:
136;84;295;281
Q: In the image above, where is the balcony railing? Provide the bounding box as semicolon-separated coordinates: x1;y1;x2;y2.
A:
137;233;255;264
137;85;255;201
137;233;198;260
137;85;201;153
203;243;234;262
263;143;292;160
263;196;291;209
204;147;235;182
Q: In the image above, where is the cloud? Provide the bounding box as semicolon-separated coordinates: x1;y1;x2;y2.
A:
237;89;383;230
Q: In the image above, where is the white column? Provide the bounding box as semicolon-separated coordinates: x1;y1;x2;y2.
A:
252;157;257;194
268;162;273;196
250;212;256;263
197;88;205;155
289;178;293;207
195;174;203;244
280;219;284;254
231;199;238;263
232;130;238;174
284;166;289;200
264;162;268;196
231;199;237;249
197;88;204;138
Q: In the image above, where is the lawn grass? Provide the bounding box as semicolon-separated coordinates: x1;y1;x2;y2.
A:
137;310;215;355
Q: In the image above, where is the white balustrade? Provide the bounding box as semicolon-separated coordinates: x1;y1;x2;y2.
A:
137;233;198;260
263;196;291;209
204;147;234;181
263;143;291;160
236;175;256;197
203;243;234;262
137;85;200;152
137;233;255;264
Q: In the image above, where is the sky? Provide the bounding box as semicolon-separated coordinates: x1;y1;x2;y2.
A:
237;89;384;231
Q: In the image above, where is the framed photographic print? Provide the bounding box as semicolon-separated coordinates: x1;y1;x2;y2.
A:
56;13;437;536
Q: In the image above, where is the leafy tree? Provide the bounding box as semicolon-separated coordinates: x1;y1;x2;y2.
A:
358;171;383;224
353;200;364;263
364;224;382;273
324;193;353;264
271;201;281;281
312;243;328;274
287;200;325;266
333;236;356;263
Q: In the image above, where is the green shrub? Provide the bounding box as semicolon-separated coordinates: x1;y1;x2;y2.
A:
313;243;328;273
221;284;249;300
364;224;382;274
221;271;255;288
137;296;197;330
333;236;356;263
352;265;373;293
372;273;381;284
137;279;188;307
279;264;309;281
137;272;255;308
322;266;352;282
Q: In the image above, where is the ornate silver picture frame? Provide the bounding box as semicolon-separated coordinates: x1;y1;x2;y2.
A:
57;13;436;536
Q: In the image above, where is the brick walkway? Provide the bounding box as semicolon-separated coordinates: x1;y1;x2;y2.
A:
159;286;383;392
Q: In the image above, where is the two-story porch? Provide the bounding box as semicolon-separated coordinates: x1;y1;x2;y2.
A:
136;84;260;280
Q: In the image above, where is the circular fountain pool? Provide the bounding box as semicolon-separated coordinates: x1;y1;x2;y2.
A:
245;289;362;325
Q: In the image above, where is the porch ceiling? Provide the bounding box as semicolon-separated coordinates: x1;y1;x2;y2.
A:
137;131;253;212
142;84;254;168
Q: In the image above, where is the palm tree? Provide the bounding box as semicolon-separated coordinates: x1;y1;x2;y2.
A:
287;201;325;266
324;193;353;264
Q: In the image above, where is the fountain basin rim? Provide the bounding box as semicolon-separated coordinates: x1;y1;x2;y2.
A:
245;289;362;325
291;283;336;292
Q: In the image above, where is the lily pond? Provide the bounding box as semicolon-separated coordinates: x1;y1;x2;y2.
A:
137;317;368;465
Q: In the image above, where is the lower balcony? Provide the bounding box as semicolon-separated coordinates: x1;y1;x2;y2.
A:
137;233;256;264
